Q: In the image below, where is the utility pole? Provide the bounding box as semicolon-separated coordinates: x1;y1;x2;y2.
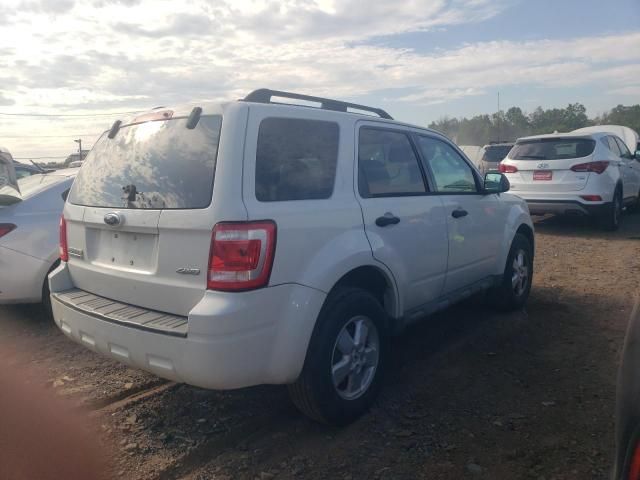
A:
74;138;83;161
497;92;501;143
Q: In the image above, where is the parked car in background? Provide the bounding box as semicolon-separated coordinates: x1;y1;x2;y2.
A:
0;169;77;313
614;301;640;480
0;147;19;200
68;160;84;168
573;125;639;157
500;130;640;230
13;161;51;178
460;142;514;174
50;89;534;424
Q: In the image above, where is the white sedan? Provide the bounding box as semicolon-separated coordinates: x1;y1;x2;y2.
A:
0;168;77;313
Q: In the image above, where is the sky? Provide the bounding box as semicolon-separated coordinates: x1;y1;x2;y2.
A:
0;0;639;160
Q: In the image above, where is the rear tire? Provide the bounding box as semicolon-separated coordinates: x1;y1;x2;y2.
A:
488;233;533;312
599;189;622;231
627;189;640;214
288;287;389;425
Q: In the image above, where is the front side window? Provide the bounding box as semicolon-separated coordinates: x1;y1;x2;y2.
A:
417;136;478;193
69;115;222;209
358;128;426;197
255;118;339;202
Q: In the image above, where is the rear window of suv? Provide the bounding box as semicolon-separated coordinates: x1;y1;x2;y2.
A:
69;115;222;209
482;145;512;163
510;138;595;160
255;117;339;202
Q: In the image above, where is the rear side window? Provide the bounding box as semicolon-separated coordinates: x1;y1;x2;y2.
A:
69;116;222;209
255;118;339;202
613;137;632;159
605;136;622;156
510;138;596;160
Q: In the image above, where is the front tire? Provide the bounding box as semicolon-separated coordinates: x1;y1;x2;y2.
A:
288;287;389;425
488;233;533;312
599;189;622;231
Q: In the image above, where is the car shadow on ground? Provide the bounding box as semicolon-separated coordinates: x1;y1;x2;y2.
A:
533;212;640;240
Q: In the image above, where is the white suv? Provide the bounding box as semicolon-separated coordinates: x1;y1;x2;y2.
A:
50;89;534;424
500;128;640;230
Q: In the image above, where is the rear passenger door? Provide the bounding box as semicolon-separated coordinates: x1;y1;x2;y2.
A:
415;134;507;294
356;124;448;312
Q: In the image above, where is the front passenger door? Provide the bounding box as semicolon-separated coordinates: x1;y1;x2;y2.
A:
356;125;448;312
416;135;507;294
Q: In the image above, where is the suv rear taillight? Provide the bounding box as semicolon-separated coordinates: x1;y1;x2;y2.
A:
499;163;518;173
59;216;68;262
0;223;16;239
570;161;609;174
629;440;640;479
207;221;277;291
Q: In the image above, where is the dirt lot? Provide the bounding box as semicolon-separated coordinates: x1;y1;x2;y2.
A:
1;214;639;480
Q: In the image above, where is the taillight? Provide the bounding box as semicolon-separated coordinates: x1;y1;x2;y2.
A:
499;163;518;173
628;441;640;480
570;161;609;174
59;216;68;262
207;221;276;291
0;223;16;239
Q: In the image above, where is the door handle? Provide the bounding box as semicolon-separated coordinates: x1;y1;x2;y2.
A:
375;213;400;227
451;209;468;219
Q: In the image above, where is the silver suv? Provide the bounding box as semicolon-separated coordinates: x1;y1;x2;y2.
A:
50;89;534;424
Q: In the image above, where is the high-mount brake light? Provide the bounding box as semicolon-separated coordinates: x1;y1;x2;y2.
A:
207;221;277;291
570;161;609;174
133;110;174;123
628;441;640;480
499;163;518;173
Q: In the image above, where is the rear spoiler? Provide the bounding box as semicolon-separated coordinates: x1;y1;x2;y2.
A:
0;153;21;206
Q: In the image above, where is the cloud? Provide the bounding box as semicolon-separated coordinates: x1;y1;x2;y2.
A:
0;0;638;158
0;92;15;106
18;0;75;14
113;13;215;38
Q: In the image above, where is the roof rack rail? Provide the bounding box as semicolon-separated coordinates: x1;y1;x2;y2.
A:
243;88;393;120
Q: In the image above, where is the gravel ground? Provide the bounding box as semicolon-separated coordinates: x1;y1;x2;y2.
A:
1;213;639;479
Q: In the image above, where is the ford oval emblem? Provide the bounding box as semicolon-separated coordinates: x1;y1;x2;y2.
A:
104;212;122;226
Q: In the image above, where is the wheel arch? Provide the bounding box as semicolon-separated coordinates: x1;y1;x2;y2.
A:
516;223;534;253
327;265;400;321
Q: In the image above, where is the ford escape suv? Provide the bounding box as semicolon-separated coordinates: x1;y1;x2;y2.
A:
50;89;534;424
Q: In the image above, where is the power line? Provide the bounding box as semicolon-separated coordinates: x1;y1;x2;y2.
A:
0;110;144;117
14;156;69;159
1;133;101;138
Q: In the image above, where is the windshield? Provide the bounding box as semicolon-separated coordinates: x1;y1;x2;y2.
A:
510;137;596;160
68;115;222;209
482;145;512;163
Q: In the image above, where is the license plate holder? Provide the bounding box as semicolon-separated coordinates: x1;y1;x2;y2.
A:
533;170;552;181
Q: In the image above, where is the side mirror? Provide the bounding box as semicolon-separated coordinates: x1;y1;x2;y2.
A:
484;172;510;194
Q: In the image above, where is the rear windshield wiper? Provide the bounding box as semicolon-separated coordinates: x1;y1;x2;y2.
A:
517;155;547;159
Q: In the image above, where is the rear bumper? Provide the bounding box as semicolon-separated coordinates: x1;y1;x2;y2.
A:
49;263;326;389
525;200;610;217
0;246;49;304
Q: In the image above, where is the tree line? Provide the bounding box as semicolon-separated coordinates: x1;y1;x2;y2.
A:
428;104;640;146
